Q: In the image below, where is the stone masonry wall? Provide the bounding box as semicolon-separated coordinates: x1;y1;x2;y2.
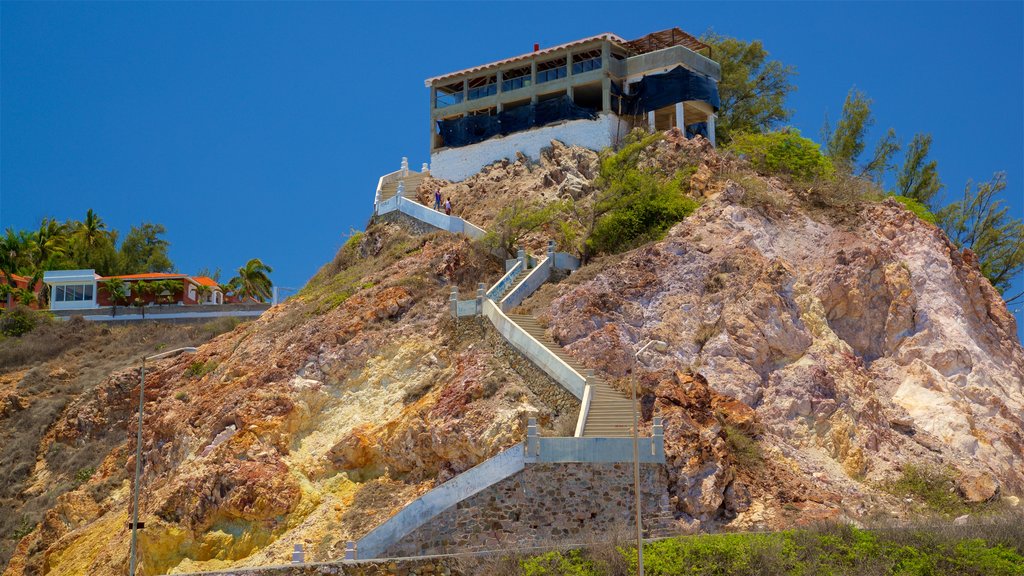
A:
382;462;671;558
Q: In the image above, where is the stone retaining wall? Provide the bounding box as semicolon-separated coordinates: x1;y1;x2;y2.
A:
382;462;670;558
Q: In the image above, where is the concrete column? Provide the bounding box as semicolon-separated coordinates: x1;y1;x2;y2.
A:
648;110;656;132
344;541;357;561
530;61;538;104
566;50;573;78
675;102;685;129
401;157;409;177
421;162;429;173
652;416;664;459
517;248;526;270
708;113;717;147
449;287;458;319
527;417;539;457
462;78;469;102
601;77;611;113
546;240;555;261
396;181;404;199
291;544;304;564
496;69;503;94
476;282;485;315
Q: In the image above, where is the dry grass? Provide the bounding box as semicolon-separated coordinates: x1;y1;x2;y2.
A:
0;318;236;565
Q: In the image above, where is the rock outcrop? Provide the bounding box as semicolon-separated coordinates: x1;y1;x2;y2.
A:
3;132;1022;574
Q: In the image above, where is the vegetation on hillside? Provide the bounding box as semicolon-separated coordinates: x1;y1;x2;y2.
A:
463;520;1024;576
728;130;834;183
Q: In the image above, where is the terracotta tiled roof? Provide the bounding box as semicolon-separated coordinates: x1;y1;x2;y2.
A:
103;273;186;281
424;32;628;87
192;276;220;288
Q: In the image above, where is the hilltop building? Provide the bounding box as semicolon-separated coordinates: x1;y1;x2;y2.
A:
426;28;721;181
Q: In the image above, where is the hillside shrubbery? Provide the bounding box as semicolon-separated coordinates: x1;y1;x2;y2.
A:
728;130;834;183
502;521;1024;576
586;132;699;256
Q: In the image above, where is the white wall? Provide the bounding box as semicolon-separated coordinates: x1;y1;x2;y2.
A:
430;113;628;182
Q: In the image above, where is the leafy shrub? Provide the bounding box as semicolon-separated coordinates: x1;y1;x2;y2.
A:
521;550;599;576
184;359;218;379
589;133;699;255
723;424;762;469
73;467;95;486
0;305;51;337
729;129;834;183
883;464;966;516
890;194;938;224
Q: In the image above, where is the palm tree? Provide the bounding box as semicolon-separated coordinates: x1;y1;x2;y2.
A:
31;218;68;271
1;228;33;283
71;209;110;266
194;283;212;305
217;282;235;302
229;259;273;302
13;288;36;307
102;278;128;317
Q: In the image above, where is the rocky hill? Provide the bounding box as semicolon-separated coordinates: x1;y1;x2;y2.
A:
3;131;1022;575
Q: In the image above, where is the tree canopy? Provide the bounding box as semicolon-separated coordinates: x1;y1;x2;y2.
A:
701;32;797;146
938;173;1024;301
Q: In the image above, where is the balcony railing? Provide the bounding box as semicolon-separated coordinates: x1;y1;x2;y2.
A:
467;84;497;101
536;66;567;84
501;76;532;93
436;91;464;108
572;57;602;74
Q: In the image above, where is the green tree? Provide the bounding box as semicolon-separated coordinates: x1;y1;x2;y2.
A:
484;199;562;258
31;218;70;272
823;87;874;171
71;209;107;256
218;282;236;301
68;209;120;275
13;288;36;307
101;278;128;317
894;133;944;207
938;172;1024;301
230;259;273;302
119;223;173;273
0;228;34;282
861;127;901;185
700;33;797;145
194;283;212;305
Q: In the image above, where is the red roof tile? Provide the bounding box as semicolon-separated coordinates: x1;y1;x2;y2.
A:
192;276;220;287
103;273;186;281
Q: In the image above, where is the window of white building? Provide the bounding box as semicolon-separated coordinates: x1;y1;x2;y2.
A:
54;284;94;302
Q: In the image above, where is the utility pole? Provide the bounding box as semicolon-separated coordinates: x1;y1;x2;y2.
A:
632;339;666;576
129;346;197;576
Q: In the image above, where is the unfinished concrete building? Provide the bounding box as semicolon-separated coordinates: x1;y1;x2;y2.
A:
425;28;721;181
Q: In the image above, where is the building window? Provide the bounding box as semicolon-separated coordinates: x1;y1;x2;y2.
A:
55;284;93;302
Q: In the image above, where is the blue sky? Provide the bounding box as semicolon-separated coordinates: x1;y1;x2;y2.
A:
2;1;1022;337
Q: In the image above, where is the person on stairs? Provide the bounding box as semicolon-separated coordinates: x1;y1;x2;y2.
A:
433;189;442;211
444;197;452;216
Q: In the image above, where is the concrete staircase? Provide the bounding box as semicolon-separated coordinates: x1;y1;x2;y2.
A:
379;171;429;203
507;314;634;437
496;267;531;301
